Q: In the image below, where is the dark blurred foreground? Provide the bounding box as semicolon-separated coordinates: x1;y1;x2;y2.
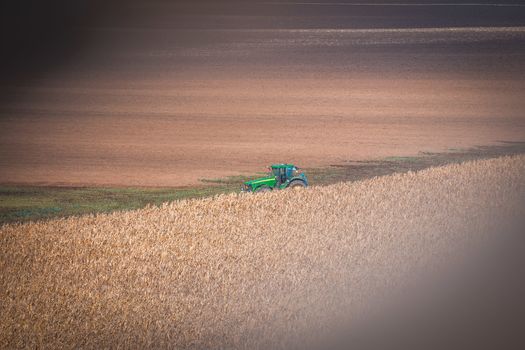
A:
313;215;525;350
3;0;525;85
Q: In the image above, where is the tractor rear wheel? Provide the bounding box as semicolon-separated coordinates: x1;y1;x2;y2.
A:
288;180;306;190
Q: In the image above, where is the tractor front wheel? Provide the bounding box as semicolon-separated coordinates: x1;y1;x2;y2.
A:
255;186;272;193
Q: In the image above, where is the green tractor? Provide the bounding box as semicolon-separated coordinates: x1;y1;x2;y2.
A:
241;164;308;193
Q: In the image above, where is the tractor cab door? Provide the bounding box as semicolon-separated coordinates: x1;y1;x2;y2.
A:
272;168;286;186
271;167;283;186
272;167;280;180
279;168;286;185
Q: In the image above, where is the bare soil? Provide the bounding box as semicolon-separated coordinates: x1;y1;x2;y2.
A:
1;77;525;187
2;22;525;187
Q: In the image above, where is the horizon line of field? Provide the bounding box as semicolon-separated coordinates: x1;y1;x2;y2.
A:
260;2;525;7
88;26;525;33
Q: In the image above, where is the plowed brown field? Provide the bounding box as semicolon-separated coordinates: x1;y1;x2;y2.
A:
2;77;525;186
2;25;525;187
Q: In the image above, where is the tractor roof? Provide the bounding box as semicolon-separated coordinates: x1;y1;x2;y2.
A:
271;164;295;169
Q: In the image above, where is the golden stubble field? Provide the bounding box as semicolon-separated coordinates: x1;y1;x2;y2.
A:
1;156;524;348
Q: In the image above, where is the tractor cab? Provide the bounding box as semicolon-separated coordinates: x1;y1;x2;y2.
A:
271;164;297;185
242;163;308;193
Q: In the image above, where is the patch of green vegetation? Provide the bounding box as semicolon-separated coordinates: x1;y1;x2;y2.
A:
384;156;420;162
2;143;524;225
0;185;237;225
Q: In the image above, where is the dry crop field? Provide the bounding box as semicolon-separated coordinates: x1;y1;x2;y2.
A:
1;156;524;348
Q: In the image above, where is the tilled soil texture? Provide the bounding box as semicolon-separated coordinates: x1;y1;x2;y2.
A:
2;25;525;186
1;156;524;348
